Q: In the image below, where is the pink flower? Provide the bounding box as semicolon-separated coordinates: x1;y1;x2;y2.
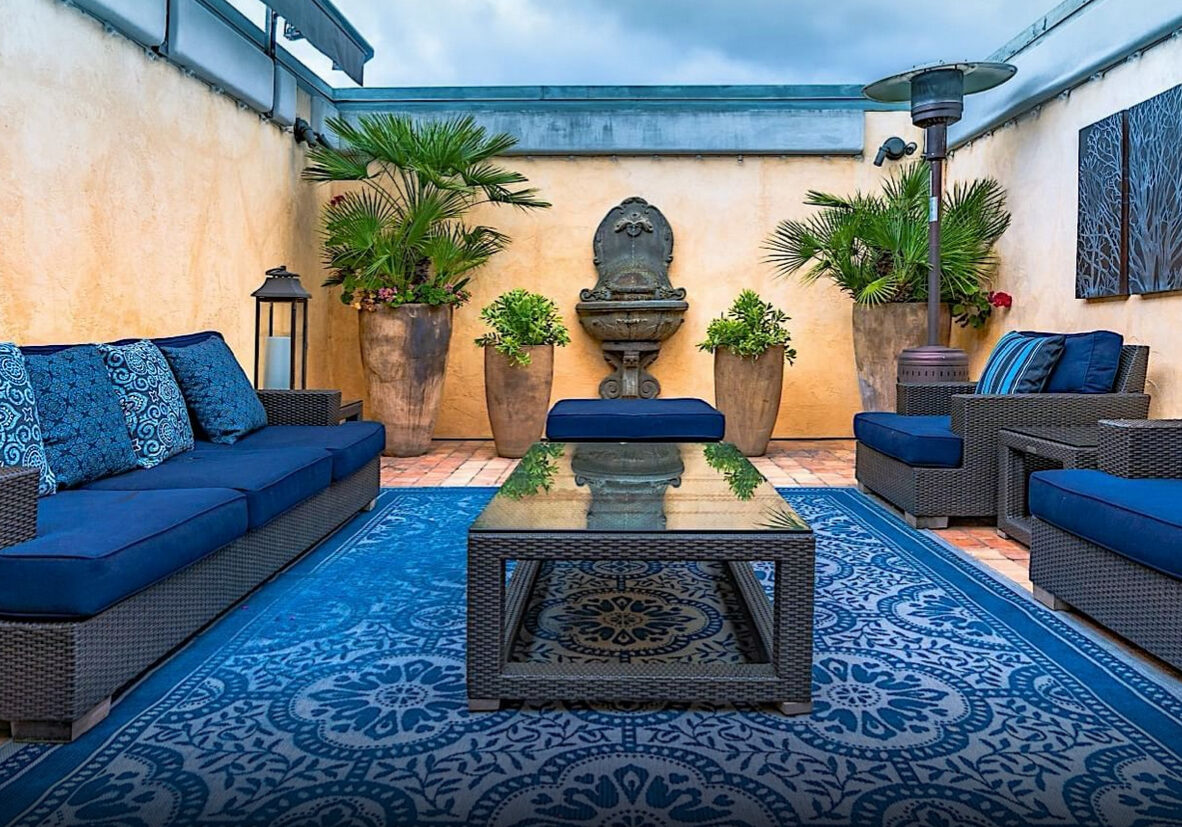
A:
988;291;1013;309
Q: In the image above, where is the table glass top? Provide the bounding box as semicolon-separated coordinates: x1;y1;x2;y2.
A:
471;442;809;534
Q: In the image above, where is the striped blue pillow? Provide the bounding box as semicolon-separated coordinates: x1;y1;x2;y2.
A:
976;332;1066;395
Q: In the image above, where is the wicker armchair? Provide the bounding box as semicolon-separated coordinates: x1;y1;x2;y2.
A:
856;345;1150;527
1030;419;1182;669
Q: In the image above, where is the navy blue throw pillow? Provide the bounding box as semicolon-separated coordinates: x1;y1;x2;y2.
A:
24;345;139;488
0;343;57;496
1021;330;1124;394
98;340;195;468
160;337;267;444
976;332;1066;395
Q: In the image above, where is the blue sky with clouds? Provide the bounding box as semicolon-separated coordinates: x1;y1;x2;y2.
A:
306;0;1061;88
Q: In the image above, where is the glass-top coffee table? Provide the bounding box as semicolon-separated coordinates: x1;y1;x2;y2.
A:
467;442;815;713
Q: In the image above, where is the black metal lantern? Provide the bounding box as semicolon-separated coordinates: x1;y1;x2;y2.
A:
252;265;311;389
863;61;1016;384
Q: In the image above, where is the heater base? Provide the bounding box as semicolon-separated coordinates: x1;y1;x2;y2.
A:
897;345;970;385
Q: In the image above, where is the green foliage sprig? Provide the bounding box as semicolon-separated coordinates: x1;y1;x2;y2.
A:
703;443;763;501
698;290;797;362
499;442;564;500
475;289;571;367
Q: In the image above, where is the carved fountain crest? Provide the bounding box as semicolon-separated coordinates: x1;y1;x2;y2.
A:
577;197;688;398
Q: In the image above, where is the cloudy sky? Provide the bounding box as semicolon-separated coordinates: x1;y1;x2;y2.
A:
300;0;1061;88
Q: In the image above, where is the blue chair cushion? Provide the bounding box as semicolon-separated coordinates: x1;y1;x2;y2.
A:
0;488;247;619
1022;330;1124;394
853;413;963;468
0;343;56;496
97;339;195;468
546;398;725;442
1030;470;1182;580
976;332;1066;395
23;345;139;488
193;422;385;481
159;336;267;445
84;447;332;529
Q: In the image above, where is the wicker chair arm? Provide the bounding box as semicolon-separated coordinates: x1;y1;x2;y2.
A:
0;466;39;550
896;382;978;415
951;393;1151;435
1099;419;1182;478
257;389;342;427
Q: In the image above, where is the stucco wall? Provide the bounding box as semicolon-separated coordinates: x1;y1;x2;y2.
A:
949;34;1182;415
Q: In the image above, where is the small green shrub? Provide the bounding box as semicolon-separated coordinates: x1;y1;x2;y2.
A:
698;290;797;362
474;289;571;367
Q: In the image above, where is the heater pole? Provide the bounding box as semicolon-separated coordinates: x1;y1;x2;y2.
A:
925;123;947;348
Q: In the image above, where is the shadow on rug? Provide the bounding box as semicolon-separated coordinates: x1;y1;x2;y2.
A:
1;487;1181;826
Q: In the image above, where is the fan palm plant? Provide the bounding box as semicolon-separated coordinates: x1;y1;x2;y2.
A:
764;163;1011;327
304;114;550;309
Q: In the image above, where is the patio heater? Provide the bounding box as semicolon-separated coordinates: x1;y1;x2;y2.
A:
252;265;311;390
863;62;1015;384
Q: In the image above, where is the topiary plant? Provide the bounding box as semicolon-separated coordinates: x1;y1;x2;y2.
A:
698;290;797;362
474;288;571;367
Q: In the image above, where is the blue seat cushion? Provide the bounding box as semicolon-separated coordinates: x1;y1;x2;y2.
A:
1022;330;1124;394
546;398;724;442
85;447;332;529
193;422;384;481
853;413;963;468
1030;470;1182;580
0;488;247;619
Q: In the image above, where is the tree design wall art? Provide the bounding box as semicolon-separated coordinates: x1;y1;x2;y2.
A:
1127;84;1182;295
1076;111;1127;299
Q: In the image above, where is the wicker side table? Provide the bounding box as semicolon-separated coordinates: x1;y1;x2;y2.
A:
997;426;1099;546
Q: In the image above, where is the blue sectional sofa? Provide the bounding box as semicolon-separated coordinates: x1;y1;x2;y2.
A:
0;332;383;741
1029;420;1182;669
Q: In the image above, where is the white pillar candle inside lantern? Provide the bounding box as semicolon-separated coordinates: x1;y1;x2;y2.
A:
263;335;292;389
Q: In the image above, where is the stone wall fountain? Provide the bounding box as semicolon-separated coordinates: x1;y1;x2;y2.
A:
576;197;688;398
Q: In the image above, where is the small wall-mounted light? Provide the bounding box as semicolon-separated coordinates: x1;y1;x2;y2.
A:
873;136;918;166
293;117;318;145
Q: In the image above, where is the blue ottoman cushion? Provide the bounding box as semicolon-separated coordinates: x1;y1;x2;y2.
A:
546;398;725;442
853;413;963;468
0;488;248;619
194;422;385;481
1029;470;1182;580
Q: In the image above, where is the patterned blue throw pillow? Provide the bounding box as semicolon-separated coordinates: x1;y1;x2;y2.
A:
24;346;139;488
976;332;1067;395
0;343;56;496
97;340;195;468
160;336;267;444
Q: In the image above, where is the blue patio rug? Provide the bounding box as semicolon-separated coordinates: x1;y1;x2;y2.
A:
2;487;1182;826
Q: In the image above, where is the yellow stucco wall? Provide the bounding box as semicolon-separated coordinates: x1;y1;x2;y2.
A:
950;36;1182;416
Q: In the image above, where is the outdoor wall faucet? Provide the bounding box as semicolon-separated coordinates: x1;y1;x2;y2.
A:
873;136;918;166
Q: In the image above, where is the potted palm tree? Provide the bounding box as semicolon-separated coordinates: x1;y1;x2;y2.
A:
475;289;570;458
764;163;1010;411
698;290;797;456
304;114;550;456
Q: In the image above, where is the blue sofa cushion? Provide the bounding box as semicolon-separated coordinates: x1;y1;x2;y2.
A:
0;488;247;619
1030;470;1182;580
85;447;332;529
0;344;56;496
159;336;267;444
976;332;1066;395
194;422;385;481
853;413;963;468
1021;330;1124;394
24;346;139;488
546;398;725;442
98;339;195;468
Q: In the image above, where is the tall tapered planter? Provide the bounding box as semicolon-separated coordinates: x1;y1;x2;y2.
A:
714;345;784;456
484;345;554;458
359;304;452;457
852;303;951;412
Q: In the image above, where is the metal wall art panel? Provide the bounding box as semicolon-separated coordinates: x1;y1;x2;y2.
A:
1076;110;1127;298
1127;83;1182;294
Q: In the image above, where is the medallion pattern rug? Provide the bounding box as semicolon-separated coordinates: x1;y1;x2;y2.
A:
1;488;1181;826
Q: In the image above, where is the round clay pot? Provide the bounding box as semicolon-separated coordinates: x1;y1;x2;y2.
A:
484;344;554;458
713;345;785;456
851;303;951;412
359;304;452;457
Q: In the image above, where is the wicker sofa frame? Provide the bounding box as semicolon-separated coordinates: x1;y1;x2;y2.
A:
856;345;1150;528
0;389;380;742
1031;419;1182;670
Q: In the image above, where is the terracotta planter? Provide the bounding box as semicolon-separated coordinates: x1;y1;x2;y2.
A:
713;345;784;456
359;304;452;457
852;303;951;412
484;345;554;458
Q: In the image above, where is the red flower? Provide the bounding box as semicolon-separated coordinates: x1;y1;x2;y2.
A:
328;194;347;207
988;291;1013;309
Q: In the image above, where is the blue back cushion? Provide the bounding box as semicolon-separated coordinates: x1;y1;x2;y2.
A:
976;332;1066;395
1021;330;1124;394
0;344;57;496
24;346;139;488
97;340;195;468
160;337;267;445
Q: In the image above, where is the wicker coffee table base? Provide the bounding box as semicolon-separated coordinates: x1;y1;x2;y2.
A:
467;532;815;713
